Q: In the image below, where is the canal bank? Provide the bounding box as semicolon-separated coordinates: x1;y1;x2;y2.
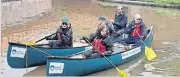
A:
104;0;180;9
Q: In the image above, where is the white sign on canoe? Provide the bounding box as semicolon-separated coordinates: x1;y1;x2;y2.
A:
49;62;64;74
121;46;141;59
10;47;26;58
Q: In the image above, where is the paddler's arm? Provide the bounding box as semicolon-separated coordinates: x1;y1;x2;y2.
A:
101;36;114;55
82;33;96;43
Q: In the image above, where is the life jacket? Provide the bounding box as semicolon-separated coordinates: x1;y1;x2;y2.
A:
57;33;61;41
130;24;142;37
92;38;106;53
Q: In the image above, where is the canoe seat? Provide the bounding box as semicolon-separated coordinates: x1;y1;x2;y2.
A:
113;43;126;54
112;43;136;54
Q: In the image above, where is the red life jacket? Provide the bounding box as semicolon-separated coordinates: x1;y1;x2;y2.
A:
92;38;106;53
130;24;142;37
57;33;62;42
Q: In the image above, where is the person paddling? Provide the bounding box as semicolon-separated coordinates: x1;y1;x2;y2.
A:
119;14;147;46
46;16;73;48
82;25;113;58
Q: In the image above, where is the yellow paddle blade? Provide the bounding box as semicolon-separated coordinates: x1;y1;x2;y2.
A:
25;41;35;45
116;67;129;77
145;46;157;61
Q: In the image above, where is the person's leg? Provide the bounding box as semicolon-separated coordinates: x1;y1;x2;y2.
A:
126;36;138;44
134;38;142;46
83;50;94;58
48;40;53;48
49;40;63;48
90;52;101;58
119;38;129;45
53;40;62;48
125;39;135;44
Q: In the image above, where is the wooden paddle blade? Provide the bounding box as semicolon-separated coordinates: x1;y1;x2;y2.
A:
145;46;157;61
116;68;129;77
25;41;36;45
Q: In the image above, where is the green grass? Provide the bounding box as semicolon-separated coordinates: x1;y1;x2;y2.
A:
137;0;180;5
98;1;117;8
155;7;180;16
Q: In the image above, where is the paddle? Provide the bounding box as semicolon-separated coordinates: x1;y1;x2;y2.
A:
135;30;157;61
83;38;129;77
25;32;57;45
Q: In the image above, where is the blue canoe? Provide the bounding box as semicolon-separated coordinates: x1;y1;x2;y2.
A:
7;42;91;68
46;26;154;76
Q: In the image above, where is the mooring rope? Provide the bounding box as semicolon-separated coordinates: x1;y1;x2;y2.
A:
25;44;28;72
27;45;54;57
24;44;54;70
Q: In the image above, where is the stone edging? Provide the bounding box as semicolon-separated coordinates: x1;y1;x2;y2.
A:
106;0;180;9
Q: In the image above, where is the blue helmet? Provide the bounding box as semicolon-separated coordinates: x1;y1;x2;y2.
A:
61;16;69;23
98;16;106;20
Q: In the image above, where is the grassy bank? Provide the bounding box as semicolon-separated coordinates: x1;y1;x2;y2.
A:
98;1;117;7
155;7;180;16
137;0;180;5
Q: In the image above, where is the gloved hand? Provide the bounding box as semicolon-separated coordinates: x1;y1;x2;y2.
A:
81;36;89;43
82;36;88;40
140;35;144;40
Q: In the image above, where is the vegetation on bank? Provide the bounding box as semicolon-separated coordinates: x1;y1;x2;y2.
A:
97;0;180;16
155;8;180;16
99;0;180;5
98;1;117;7
137;0;180;5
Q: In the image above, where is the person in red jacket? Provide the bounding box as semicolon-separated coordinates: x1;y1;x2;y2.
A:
119;14;147;46
82;25;113;58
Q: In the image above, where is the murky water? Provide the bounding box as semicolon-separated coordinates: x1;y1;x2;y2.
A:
1;0;180;77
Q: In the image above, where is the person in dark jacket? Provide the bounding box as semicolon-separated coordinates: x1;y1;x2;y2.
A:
111;6;128;32
98;16;115;35
119;14;147;46
82;25;113;58
46;16;73;48
98;16;120;39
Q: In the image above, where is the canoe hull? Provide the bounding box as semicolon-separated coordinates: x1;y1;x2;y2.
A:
46;26;154;76
47;47;142;76
7;43;91;68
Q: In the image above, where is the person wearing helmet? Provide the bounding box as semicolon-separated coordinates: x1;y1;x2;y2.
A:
46;16;73;48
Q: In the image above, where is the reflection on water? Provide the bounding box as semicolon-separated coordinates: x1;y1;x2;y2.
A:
0;57;36;77
1;0;180;77
151;40;180;76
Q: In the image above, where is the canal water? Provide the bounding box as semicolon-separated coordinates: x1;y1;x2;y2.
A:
1;0;180;76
